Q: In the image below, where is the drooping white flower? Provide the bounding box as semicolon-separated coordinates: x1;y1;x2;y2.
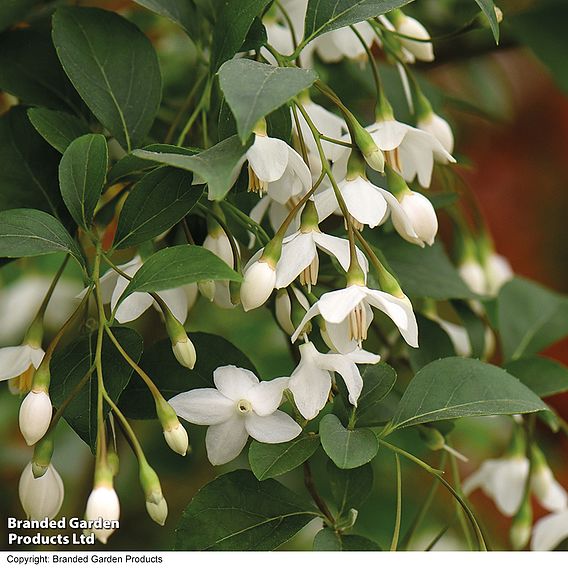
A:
169;365;301;465
367;119;455;188
314;22;376;64
19;462;64;520
0;343;44;384
531;446;568;513
275;287;310;336
531;510;568;551
484;253;514;296
97;257;188;324
458;259;487;296
85;485;120;544
394;14;434;62
435;318;472;357
291;285;419;353
289;341;378;420
245;133;311;204
417;112;454;154
19;390;52;446
202;230;239;309
240;259;277;312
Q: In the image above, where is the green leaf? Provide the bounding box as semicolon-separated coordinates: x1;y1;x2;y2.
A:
249;434;320;481
175;470;317;550
409;315;455;372
370;233;476;300
505;356;568;398
0;28;81;111
320;414;379;469
0;108;67;218
328;462;373;516
218;59;317;142
210;0;272;72
133;0;199;37
59;134;108;229
498;277;568;362
119;245;240;303
313;529;381;551
0;208;83;266
114;168;201;249
132;135;249;200
52;6;162;151
452;300;486;359
0;1;37;32
50;328;143;451
391;357;548;430
27;108;90;154
303;0;412;43
354;363;397;427
474;0;500;43
120;333;256;419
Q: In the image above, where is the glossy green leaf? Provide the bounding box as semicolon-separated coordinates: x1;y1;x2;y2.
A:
474;0;499;43
119;245;240;303
505;356;568;398
114;168;200;249
498;277;568;361
452;300;486;359
59;134;108;229
28;108;90;154
249;434;320;481
409;315;455;372
354;363;397;427
303;0;412;43
210;0;272;72
391;357;547;430
219;59;317;142
121;334;256;419
0;208;82;266
132;135;249;200
313;529;381;551
328;461;374;516
52;6;162;151
50;328;143;451
175;470;317;550
133;0;199;36
320;414;379;469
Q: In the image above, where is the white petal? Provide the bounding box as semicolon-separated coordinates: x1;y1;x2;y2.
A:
345;348;381;365
247;377;289;416
316;350;363;406
245;410;302;443
0;346;35;381
375;187;421;245
317;286;368;324
313;232;369;275
531;510;568;551
205;416;249;465
114;292;154;323
275;232;317;289
291;302;321;344
249;195;271;224
324;320;359;354
29;346;45;369
339;177;388;228
399;132;435;187
369;120;410;151
154;287;188;324
314;187;339;222
532;468;568;513
491;457;530;516
462;460;499;496
213;365;259;401
168;389;234;425
436;319;472;357
247;136;289;183
289;363;332;420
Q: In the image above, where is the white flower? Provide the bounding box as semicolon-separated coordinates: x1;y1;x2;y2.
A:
531;447;568;512
368;119;455;188
435;318;472;357
289;341;378;420
458;259;486;296
250;194;302;239
202;231;239;309
169;365;301;465
240;260;277;312
395;15;434;62
531;510;568;551
245;133;311;203
0;343;44;383
314;22;376;64
291;285;419;353
275;287;310;336
85;485;120;544
417;112;454;154
19;390;52;446
163;421;189;457
273;226;369;291
484;253;513;296
97;256;188;324
171;337;196;370
19;462;64;520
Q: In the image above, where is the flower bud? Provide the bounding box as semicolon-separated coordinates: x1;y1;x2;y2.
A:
163;421;189;456
394;191;438;246
139;460;168;526
85;484;120;544
32;433;55;478
395;14;434;62
203;231;234;267
417;112;454;154
419;425;445;451
19;389;52;446
275;290;294;335
197;280;216;302
349;122;384;173
146;495;168;526
458;259;486;295
172;336;197;370
240;260;277;311
510;498;532;550
484;253;513;296
19;462;64;520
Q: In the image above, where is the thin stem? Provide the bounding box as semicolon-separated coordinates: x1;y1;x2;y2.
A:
291;103;310;164
350;24;383;102
221;201;271;244
319;134;353;148
390;453;402;551
303;461;334;526
275;0;299;55
177;78;211;146
181;218;195;245
34;255;70;322
449;446;475;550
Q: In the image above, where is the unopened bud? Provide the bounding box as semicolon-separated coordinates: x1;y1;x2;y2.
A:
395;190;438;247
139;460;168;526
146;494;168;526
510;498;532;550
32;433;55;478
349;121;384;173
419;425;446;451
395;14;434;62
172;336;197;370
197;280;216;302
85;481;120;544
19;389;52;446
19;462;64;520
240;260;277;311
163;421;189;456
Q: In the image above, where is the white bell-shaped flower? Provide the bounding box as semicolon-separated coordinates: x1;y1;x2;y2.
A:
291;284;419;352
417;112;454;154
289;341;378;420
314;22;376;64
169;365;301;465
96;256;188;324
531;510;568;551
240;260;277;312
367;119;455;188
19;390;52;446
484;253;514;296
0;343;44;383
531;446;568;513
19;462;64;520
458;259;487;296
85;485;120;544
395;14;434;62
